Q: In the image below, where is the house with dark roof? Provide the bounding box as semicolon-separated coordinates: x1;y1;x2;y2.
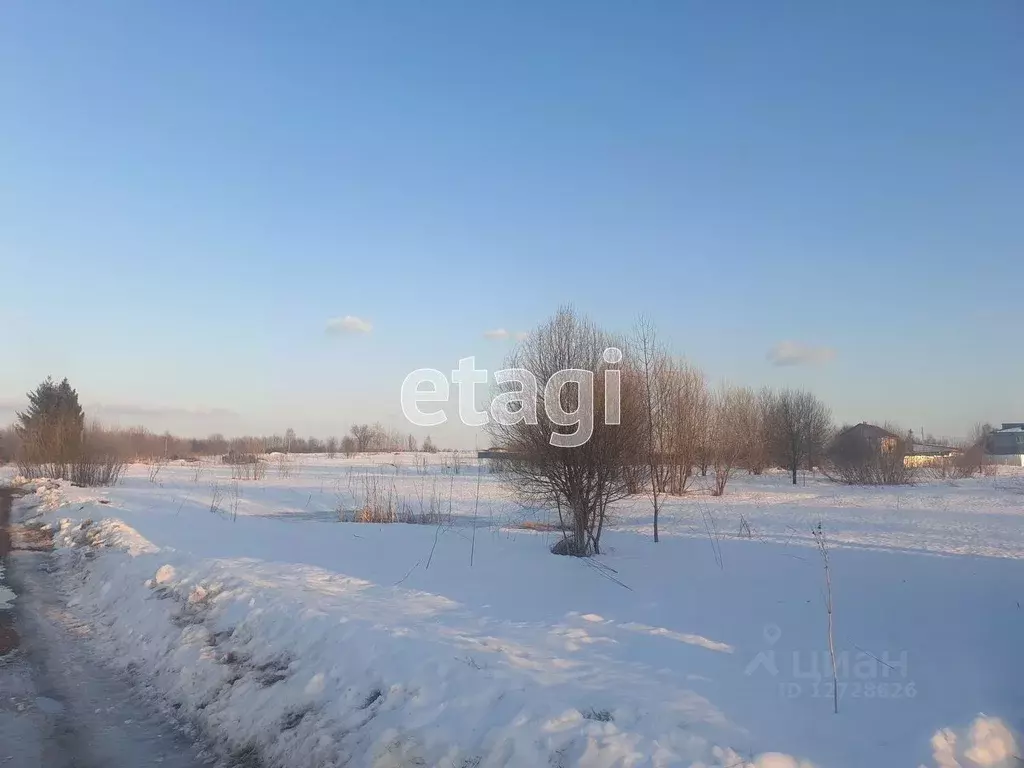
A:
836;422;901;453
835;422;961;468
985;423;1024;466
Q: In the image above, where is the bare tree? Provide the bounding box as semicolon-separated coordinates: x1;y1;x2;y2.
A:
325;436;338;459
970;422;994;447
406;433;418;452
694;381;714;479
487;307;644;556
664;361;708;495
633;317;671;541
744;387;774;475
340;435;357;457
767;389;832;485
350;424;373;453
709;385;757;496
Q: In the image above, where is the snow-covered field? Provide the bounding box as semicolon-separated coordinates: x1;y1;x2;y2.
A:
7;455;1024;767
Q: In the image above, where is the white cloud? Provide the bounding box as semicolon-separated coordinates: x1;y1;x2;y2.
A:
326;315;373;335
483;328;529;341
766;341;835;367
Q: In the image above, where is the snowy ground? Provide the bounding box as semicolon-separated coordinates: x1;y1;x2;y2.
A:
5;455;1024;767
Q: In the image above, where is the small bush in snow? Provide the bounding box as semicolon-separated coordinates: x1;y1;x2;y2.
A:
824;426;916;486
68;452;125;487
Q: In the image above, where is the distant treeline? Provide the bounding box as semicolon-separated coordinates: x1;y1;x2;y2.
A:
0;419;437;464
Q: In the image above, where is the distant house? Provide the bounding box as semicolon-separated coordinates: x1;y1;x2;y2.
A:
904;442;961;468
477;448;510;460
835;422;960;468
985;423;1024;466
477;448;527;463
837;422;901;453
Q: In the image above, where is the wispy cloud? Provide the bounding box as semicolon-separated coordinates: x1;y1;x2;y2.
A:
766;341;836;367
90;404;240;419
484;328;529;341
326;315;373;335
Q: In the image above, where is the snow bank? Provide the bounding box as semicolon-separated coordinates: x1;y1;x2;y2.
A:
928;716;1020;768
0;570;13;610
52;513;803;767
20;459;1024;767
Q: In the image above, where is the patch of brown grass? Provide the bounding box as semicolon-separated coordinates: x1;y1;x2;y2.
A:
516;521;570;532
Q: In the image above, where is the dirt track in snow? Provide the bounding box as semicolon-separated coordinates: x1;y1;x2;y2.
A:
0;488;211;768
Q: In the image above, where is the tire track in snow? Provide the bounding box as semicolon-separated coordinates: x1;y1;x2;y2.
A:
0;488;212;768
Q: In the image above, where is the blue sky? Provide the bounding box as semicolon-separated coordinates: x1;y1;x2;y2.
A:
1;1;1020;446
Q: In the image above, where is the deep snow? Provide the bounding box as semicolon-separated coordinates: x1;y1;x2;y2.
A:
0;489;210;768
7;455;1024;767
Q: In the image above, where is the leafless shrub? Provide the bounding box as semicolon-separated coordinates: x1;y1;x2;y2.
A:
0;426;21;465
224;449;266;481
69;452;125;487
353;472;401;523
664;361;709;495
824;425;915;485
231;481;242;521
338;471;453;525
928;449;980;481
19;417;124;486
414;454;429;475
276;453;293;479
442;451;463;475
223;452;258;465
709;384;756;496
209;483;224;515
486;306;644;556
148;460;165;484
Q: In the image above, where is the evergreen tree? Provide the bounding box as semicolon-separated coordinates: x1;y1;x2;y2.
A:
16;377;85;466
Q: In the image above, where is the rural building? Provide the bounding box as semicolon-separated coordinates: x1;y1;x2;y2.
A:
904;443;961;468
836;422;901;453
985;423;1024;466
836;422;960;468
